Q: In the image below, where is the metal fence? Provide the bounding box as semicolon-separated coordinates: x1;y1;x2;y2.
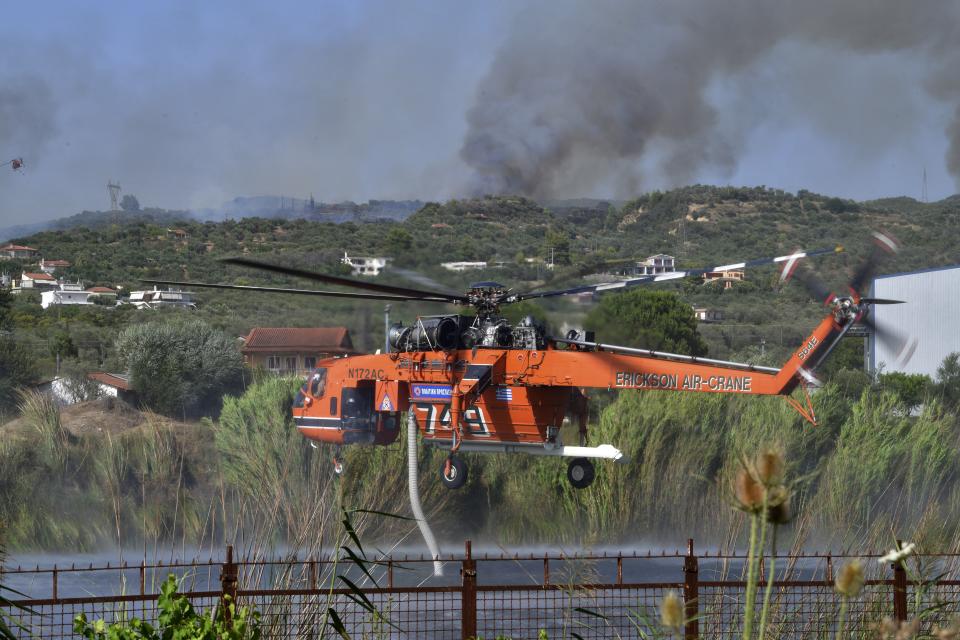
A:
4;541;960;639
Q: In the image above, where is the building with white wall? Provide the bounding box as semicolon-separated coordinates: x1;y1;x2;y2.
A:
40;282;93;309
442;261;488;271
342;252;389;276
869;264;960;378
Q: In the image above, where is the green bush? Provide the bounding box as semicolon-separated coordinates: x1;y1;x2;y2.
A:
116;319;243;417
74;574;260;639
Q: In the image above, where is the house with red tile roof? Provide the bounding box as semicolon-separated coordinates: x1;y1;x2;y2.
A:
86;286;118;304
87;372;138;403
18;271;58;290
40;259;72;274
0;244;40;260
241;327;355;374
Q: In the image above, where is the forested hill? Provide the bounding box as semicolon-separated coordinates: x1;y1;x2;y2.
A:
2;184;957;380
9;185;957;288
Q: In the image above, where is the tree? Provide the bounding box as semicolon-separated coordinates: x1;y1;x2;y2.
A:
935;352;960;410
584;289;708;355
49;330;77;361
116;319;243;418
120;194;140;211
384;227;412;258
0;337;37;416
877;372;931;410
543;228;571;266
0;288;13;332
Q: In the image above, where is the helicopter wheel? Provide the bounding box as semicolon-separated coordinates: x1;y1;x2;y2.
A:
333;457;344;476
440;455;468;490
567;458;595;490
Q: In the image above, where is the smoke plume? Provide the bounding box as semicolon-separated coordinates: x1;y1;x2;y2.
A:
0;76;57;166
462;0;960;198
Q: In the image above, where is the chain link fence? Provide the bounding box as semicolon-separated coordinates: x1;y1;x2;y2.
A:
4;542;960;638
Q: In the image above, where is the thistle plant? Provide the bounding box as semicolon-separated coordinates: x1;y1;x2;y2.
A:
733;448;791;640
660;591;683;637
834;559;865;640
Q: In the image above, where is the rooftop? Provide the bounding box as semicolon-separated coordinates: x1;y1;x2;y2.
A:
242;327;354;353
87;372;132;391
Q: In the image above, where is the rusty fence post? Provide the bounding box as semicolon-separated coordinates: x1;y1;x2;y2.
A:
461;540;477;640
683;539;699;640
892;540;908;622
220;545;238;629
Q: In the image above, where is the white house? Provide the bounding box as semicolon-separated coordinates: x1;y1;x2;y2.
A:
441;261;488;272
692;307;723;323
41;282;93;309
627;254;676;276
342;252;389;276
125;286;197;310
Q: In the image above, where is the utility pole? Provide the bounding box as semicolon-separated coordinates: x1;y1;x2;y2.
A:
107;181;121;210
384;304;391;353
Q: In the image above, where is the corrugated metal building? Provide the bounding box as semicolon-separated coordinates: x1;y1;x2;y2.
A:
870;264;960;378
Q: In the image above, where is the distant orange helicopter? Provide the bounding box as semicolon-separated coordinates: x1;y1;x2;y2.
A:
5;158;23;172
147;232;907;490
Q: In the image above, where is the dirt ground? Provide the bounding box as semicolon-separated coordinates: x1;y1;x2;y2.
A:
1;396;182;438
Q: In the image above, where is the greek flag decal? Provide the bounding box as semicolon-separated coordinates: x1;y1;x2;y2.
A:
495;387;513;402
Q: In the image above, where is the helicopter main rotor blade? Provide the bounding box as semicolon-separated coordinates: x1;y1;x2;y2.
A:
390;266;463;298
850;230;900;294
141;280;450;302
859;311;917;367
509;246;843;302
791;266;836;305
222;257;469;303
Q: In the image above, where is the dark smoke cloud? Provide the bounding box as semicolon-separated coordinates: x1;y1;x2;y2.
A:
461;0;960;198
0;76;57;166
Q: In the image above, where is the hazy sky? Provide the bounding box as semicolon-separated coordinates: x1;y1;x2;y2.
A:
1;1;957;227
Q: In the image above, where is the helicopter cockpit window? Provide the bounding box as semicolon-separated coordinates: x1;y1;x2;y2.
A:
293;384;307;408
310;369;327;398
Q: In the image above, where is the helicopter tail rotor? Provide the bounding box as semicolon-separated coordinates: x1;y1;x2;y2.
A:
792;230;914;368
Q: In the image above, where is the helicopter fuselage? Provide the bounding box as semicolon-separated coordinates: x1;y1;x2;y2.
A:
292;303;847;452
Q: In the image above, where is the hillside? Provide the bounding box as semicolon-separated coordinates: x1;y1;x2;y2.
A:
1;185;958;382
0;199;424;242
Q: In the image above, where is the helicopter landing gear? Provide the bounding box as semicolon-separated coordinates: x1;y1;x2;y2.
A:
332;448;344;476
567;457;595;489
440;454;468;490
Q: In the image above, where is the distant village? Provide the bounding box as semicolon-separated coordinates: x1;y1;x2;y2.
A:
5;240;737;405
0;241;196;310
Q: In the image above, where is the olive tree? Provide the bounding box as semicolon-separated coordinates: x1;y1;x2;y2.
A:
116;319;243;418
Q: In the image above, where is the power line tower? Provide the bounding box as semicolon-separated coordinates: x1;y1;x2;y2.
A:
107;181;122;210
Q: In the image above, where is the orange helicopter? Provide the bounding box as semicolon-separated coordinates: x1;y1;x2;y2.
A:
146;232;908;490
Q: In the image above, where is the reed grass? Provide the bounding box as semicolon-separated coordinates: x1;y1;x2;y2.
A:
2;376;959;555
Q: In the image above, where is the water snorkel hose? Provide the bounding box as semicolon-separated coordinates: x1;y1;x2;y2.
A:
407;411;443;576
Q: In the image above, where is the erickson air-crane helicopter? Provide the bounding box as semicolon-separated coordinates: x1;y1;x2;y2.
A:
146;231;910;490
